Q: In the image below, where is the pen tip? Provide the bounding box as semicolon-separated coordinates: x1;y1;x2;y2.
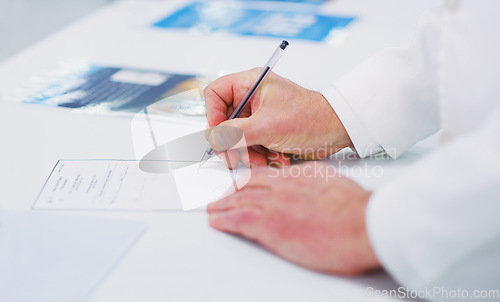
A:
199;152;209;168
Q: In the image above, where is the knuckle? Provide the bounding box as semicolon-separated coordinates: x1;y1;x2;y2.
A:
203;85;214;97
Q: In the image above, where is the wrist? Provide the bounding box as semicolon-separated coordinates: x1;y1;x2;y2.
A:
357;192;382;272
314;91;353;154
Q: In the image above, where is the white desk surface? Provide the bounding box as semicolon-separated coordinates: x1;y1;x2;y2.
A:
0;0;436;301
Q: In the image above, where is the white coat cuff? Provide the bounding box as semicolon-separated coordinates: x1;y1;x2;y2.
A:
322;85;383;158
365;190;421;288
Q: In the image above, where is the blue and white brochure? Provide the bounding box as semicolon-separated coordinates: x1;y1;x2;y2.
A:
153;1;355;42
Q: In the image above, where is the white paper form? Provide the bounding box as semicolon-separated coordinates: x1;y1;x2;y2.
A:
33;160;182;210
33;159;249;211
173;157;251;211
0;210;146;302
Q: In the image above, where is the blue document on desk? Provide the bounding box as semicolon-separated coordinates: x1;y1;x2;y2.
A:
22;64;206;116
153;2;355;42
240;0;325;4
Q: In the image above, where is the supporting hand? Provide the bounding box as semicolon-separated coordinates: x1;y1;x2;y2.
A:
207;162;381;275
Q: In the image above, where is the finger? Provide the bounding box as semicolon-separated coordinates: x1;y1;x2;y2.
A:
210;117;264;151
208;207;263;240
218;149;240;170
251;145;270;156
204;87;231;129
240;148;268;168
204;71;258;128
266;151;290;168
251;146;290;168
207;187;269;213
243;166;280;188
283;162;343;181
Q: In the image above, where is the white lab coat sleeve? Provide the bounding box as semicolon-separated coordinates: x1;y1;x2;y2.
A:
322;6;443;158
366;104;500;299
321;86;383;158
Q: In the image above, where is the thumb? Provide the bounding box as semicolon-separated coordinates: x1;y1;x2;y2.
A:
209;117;261;151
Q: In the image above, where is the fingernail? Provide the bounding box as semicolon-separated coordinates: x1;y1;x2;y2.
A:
269;162;282;168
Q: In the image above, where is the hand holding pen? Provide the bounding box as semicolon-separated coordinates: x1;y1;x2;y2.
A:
200;40;289;168
202;41;353;169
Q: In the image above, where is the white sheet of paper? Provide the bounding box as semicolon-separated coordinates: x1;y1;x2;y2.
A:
34;159;250;211
173;157;251;210
0;210;146;302
33;160;182;210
